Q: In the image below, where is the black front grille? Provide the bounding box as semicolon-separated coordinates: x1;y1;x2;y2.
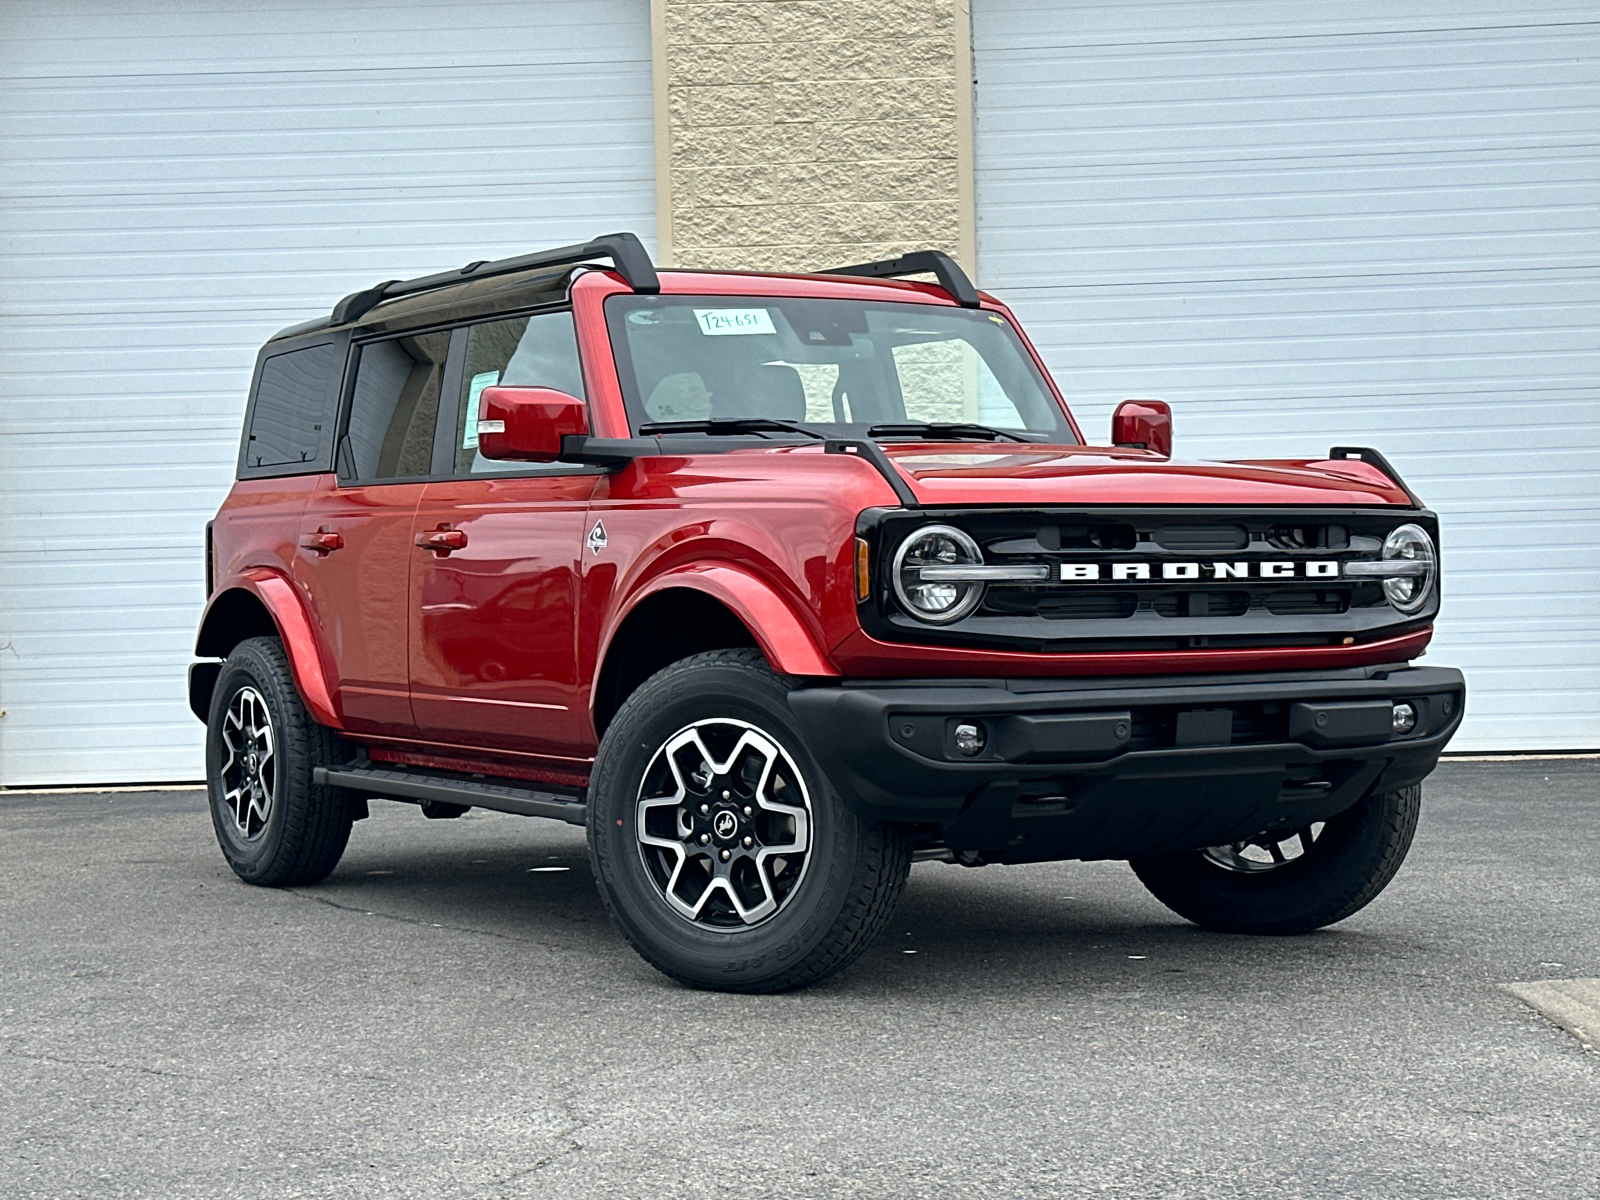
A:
865;505;1438;654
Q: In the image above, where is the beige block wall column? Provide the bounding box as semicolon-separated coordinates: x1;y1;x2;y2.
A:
651;0;975;275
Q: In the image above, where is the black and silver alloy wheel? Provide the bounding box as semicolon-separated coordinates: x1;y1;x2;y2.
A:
217;686;277;841
205;636;355;887
1200;822;1326;874
589;648;911;993
636;718;812;928
1130;783;1422;935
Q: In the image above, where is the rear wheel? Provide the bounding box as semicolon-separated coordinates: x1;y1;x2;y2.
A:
588;649;911;992
205;636;354;886
1129;783;1421;934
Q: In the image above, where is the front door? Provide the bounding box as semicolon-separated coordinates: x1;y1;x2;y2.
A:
407;309;599;758
293;327;452;737
409;476;596;754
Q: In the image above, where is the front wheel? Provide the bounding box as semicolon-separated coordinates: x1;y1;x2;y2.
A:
1129;783;1422;935
587;649;911;993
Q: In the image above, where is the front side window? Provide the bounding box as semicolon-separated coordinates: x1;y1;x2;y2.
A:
605;295;1074;440
453;310;586;475
343;331;450;482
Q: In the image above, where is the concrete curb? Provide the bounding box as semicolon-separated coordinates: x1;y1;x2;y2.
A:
1506;979;1600;1051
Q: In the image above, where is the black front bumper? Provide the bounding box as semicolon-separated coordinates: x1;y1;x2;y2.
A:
787;664;1464;864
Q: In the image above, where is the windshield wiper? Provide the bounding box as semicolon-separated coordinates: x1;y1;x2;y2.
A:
636;418;826;440
866;422;1033;443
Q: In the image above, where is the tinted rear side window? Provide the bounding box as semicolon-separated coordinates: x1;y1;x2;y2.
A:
343;331;450;482
243;343;335;472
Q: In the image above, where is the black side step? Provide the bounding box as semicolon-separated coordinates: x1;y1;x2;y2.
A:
313;765;587;826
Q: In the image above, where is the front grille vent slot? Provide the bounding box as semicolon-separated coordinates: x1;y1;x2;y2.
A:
1267;523;1350;550
1127;702;1290;750
986;589;1138;619
1265;589;1350;615
1039;593;1139;620
1152;524;1247;551
989;523;1136;555
1152;591;1251;618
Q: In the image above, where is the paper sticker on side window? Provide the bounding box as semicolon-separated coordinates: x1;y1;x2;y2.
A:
694;308;776;336
462;371;500;448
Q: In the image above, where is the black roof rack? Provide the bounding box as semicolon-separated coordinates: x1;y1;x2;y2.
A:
821;249;981;308
331;231;659;325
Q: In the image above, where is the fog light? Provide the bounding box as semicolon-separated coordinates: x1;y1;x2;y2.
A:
953;721;987;757
1392;703;1417;735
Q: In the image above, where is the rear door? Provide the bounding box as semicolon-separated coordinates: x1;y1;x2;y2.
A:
294;328;453;736
408;309;600;758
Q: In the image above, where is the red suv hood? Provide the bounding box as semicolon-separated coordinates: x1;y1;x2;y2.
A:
880;444;1412;507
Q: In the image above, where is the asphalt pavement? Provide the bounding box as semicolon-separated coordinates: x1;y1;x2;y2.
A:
3;759;1597;1199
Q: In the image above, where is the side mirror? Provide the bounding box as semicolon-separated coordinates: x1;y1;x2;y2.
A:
1111;399;1172;458
476;387;590;462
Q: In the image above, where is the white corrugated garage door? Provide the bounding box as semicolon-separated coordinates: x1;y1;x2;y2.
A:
0;0;655;786
973;1;1600;751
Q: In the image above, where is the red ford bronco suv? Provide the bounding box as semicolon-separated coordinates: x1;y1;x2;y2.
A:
191;233;1464;992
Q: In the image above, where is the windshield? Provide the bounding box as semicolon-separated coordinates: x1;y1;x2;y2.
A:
605;295;1077;441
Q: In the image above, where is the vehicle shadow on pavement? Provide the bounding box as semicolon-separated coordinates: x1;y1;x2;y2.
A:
838;860;1404;1001
298;810;607;941
301;804;1404;999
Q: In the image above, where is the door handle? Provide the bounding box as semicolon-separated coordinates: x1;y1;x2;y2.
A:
415;526;468;556
300;529;344;555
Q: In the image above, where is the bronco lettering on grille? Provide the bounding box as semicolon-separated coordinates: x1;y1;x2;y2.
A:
1059;560;1345;583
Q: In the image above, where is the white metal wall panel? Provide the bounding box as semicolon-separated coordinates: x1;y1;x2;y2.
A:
0;0;655;786
974;1;1600;750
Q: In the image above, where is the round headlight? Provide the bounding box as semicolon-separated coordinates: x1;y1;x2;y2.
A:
1381;523;1436;613
891;525;985;623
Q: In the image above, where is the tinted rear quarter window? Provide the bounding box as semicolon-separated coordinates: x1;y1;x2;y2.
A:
243;342;336;473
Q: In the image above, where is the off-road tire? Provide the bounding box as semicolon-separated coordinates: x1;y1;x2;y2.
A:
205;636;354;887
587;648;911;992
1129;783;1422;935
